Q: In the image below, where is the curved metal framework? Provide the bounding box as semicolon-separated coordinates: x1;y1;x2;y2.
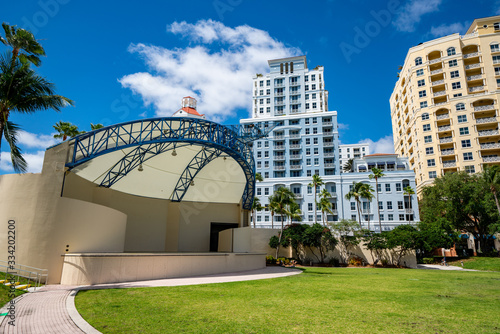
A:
65;117;269;210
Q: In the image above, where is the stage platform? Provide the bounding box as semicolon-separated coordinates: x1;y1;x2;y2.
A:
60;252;265;285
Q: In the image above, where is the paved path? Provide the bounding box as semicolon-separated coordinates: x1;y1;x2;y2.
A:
0;267;301;334
417;264;478;271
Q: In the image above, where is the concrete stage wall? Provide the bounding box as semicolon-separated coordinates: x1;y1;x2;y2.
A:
60;252;265;285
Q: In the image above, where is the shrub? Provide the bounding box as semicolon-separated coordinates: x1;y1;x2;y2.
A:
329;257;340;267
348;256;363;266
381;259;389;267
266;255;276;265
422;257;435;264
277;257;291;265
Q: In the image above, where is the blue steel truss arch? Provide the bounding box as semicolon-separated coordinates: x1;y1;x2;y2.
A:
65;117;263;210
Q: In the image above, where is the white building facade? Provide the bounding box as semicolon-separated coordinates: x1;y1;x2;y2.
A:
240;56;419;230
339;143;370;172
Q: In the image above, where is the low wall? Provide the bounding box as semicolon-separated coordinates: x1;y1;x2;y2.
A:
60;252;266;285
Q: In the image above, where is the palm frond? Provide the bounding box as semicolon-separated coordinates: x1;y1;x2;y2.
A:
3;120;27;173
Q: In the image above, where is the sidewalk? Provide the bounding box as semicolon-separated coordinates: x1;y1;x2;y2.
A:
0;267;301;334
416;264;478;271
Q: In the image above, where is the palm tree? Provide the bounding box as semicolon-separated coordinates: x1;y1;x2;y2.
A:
403;186;415;224
255;172;264;182
0;23;45;67
343;158;354;173
268;194;278;229
286;201;303;224
53;121;83;141
0;24;73;172
369;167;385;233
318;189;333;226
345;181;373;226
308;174;324;224
360;183;375;230
251;197;262;228
90;123;104;130
273;187;295;258
483;165;500;215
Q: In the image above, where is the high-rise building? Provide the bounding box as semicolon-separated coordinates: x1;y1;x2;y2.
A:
390;16;500;194
241;56;419;230
339;143;370;172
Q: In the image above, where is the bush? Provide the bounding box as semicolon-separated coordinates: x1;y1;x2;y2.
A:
348;256;363;266
277;257;291;265
266;255;276;265
422;257;435;264
329;258;340;267
381;259;389;267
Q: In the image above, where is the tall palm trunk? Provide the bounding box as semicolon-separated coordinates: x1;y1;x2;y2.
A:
376;179;382;232
314;185;317;224
492;187;500;215
356;200;362;226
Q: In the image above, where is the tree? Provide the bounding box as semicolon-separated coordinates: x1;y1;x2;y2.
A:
90;123;103;130
403;186;415;224
255;172;264;182
416;218;458;260
343;158;354;173
483;165;500;215
362;231;388;265
301;223;337;264
308;174;324;224
272;187;295;258
286;201;303;225
385;224;419;266
53;121;83;141
268;194;278;229
251;197;262;228
369;167;385;232
329;219;362;264
318;189;333;226
360;183;375;231
281;223;308;260
0;23;73;172
345;181;364;225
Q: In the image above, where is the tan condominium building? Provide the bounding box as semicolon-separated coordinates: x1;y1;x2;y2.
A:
390;15;500;195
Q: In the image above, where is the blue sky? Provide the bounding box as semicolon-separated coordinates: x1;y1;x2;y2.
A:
0;0;497;173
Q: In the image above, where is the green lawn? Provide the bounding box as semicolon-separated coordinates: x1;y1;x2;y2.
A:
447;257;500;272
0;284;25;307
76;267;500;334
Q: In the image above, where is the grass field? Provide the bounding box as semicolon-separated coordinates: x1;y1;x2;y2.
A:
447;257;500;272
76;267;500;334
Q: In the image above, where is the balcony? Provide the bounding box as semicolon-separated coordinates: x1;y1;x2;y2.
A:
443;160;456;168
469;86;485;93
432;79;445;86
439;136;453;143
289;133;301;138
465;63;481;70
274;145;285;150
289;144;301;149
441;149;455;156
275;92;284;97
289;81;300;87
480;142;500;149
324;163;335;168
361;209;372;214
433;91;447;97
289;154;301;160
274;135;284;140
435;101;448;107
275;100;285;106
273;156;285;161
323;142;334;147
289;100;301;105
437;125;451;132
290;165;302;170
483;156;500;162
323;121;332;126
436;113;449;120
275;82;285;88
463;52;479;59
474;104;495;112
328;193;338;199
430;69;443;75
275;110;285;115
324;152;335;157
274;165;286;170
429;58;442;64
478;129;500;137
467;74;483;81
405;209;414;214
323;131;333;137
476;117;497;124
330;210;338;216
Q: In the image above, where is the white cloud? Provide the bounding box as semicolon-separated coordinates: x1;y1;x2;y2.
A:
393;0;442;33
358;135;395;154
430;22;469;37
0;150;46;173
119;20;300;121
338;123;349;130
17;131;57;149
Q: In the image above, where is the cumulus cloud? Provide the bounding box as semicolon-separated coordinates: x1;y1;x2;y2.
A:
119;20;301;122
430;22;469;37
0;150;46;173
17;131;58;149
393;0;442;33
358;135;395;154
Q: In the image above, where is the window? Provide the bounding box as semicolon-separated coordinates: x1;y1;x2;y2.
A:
351;202;356;211
257;216;261;222
312;84;316;90
388;214;394;221
305;85;309;91
450;70;459;78
491;43;500;53
266;107;270;113
305;103;310;110
259;81;263;87
314;158;319;165
420;101;428;108
449;59;458;67
306;158;311;166
457;115;467;123
459;127;469;135
266;90;270;96
426;147;434;155
427;159;435;167
453;93;462;97
264;172;269;178
498;79;500;88
379;201;383;210
257;188;261;195
306;139;311;145
265;216;269;222
259;108;263;114
416;69;424;76
314;148;319;155
264;141;269;148
422;113;429;120
257;141;262;148
305;118;310;125
463;152;473;161
461;139;471;148
264;151;269;158
494;55;500;64
419;90;427;98
399;214;405;221
429;171;437;178
264;188;269;195
396;183;402;192
259;91;264;97
351;215;357;221
456;103;465;111
452;82;461;90
423;124;431;131
398;201;404;210
313;128;318;134
380;214;384;221
313;138;318;145
311;74;316;81
305;128;310;135
307;170;312;177
307;186;312;194
387;201;393;210
308;203;313;211
496;67;500;76
447;47;456;56
312;102;317;109
385;184;391;192
424;135;432;143
266;80;270;86
257;152;261;158
465;165;475;173
377;184;381;192
495;22;500;31
415;57;422;66
306;148;311;155
417;79;425;87
264;161;269;168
